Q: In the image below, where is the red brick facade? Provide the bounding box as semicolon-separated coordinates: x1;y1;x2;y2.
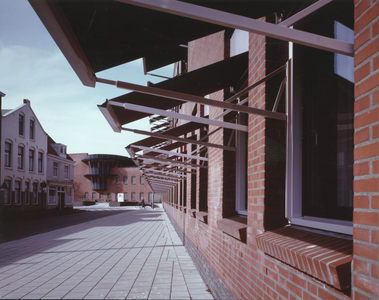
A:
163;2;378;300
353;1;379;299
71;153;155;203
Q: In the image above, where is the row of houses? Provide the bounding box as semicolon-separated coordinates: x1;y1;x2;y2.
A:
1;99;75;211
0;98;158;211
28;0;379;299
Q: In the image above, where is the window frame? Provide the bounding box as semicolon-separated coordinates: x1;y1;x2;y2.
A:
123;176;128;184
25;181;30;205
19;114;24;136
286;43;353;236
32;182;39;204
4;179;11;205
30;119;35;140
131;176;136;185
53;162;59;177
64;165;69;179
140;176;144;185
29;149;35;172
5;142;12;168
38;152;43;173
18;146;24;170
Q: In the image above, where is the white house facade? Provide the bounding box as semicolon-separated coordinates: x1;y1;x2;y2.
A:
46;138;75;209
1;99;48;211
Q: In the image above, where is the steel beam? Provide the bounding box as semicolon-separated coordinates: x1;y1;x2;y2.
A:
109;101;248;131
131;145;208;161
121;127;236;151
116;0;353;56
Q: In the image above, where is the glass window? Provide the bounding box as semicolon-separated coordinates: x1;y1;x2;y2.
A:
287;4;354;234
123;176;128;184
124;192;128;200
32;182;38;204
131;176;136;184
19;114;24;136
53;162;58;177
149;193;153;201
107;193;112;200
140;192;144;200
4;180;11;205
92;192;96;199
140;176;144;184
131;192;136;200
15;181;21;204
99;193;103;200
30;119;35;139
25;181;30;205
38;152;43;173
49;187;56;204
29;149;34;171
64;165;69;179
116;177;120;184
18;146;24;170
5;142;11;167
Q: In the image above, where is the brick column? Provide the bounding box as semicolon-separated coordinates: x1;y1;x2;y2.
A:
353;1;379;299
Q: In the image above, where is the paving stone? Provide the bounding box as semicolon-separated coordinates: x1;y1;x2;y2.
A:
0;206;213;300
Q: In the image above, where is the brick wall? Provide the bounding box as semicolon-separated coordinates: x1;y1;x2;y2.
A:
353;1;379;299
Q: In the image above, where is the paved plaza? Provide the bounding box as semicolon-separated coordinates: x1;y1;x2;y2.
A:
0;205;214;299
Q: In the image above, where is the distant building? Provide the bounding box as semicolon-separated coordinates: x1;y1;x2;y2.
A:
46;136;75;209
1;99;74;211
70;153;157;204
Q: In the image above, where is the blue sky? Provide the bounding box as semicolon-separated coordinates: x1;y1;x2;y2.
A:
0;0;172;156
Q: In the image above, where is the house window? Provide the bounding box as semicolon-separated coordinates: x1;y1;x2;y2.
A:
38;152;43;173
124;192;128;200
29;149;34;172
131;176;136;185
15;181;21;204
64;165;69;179
92;192;96;200
30;119;35;140
287;9;354;235
25;181;30;205
131;192;136;200
53;162;58;177
116;177;120;184
140;176;144;184
32;182;38;204
236;113;248;215
18;146;24;170
140;192;144;200
19;114;24;136
107;193;112;200
123;176;128;184
99;193;103;200
49;187;56;204
4;180;11;205
4;142;11;167
149;192;153;202
84;192;89;200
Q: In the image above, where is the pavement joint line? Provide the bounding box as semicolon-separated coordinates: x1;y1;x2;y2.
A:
123;218;167;299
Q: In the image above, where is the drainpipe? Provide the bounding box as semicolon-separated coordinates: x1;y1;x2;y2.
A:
0;92;6;204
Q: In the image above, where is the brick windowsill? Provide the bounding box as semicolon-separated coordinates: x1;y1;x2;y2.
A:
217;216;247;243
190;209;196;218
197;211;208;224
256;226;353;290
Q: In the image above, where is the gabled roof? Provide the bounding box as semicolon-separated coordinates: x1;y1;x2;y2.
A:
47;135;74;161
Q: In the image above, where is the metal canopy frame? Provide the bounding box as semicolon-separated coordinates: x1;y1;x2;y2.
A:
122;127;236;151
131;145;208;162
116;0;353;57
